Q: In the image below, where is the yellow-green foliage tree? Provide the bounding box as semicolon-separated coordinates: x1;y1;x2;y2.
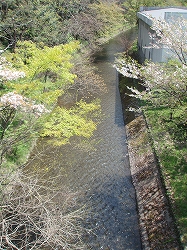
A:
7;40;79;105
0;40;101;166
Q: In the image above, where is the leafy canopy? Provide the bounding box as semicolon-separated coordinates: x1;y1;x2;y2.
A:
1;39;101;159
6;40;80;106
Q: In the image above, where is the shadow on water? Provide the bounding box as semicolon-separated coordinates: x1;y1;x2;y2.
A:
118;74;140;125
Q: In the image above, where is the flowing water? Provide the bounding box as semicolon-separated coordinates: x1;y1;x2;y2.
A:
27;28;142;249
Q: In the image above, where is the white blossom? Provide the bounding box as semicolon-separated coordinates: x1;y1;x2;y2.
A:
114;57;140;79
149;17;187;65
0;69;25;81
0;92;49;117
114;17;187;109
0;56;25;81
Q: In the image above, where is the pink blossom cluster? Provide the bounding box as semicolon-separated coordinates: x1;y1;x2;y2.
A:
0;56;10;66
0;56;25;81
0;92;49;117
0;69;25;81
115;57;141;80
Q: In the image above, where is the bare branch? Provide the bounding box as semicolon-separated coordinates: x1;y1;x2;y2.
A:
0;42;13;55
0;172;89;249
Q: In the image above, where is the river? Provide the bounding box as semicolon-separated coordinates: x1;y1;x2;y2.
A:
27;28;142;250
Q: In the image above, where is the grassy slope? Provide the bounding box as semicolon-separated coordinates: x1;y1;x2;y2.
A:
143;106;187;248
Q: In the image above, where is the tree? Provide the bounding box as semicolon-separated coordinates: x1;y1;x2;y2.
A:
0;0;127;48
91;2;125;42
64;1;125;49
7;40;80;105
123;0;183;25
150;17;187;65
0;41;78;166
67;11;102;48
114;17;187;121
0;39;103;162
0;56;35;165
0;55;25;81
51;0;94;20
0;91;49;167
0;0;64;47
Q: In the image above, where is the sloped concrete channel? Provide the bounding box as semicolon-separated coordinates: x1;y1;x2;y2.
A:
83;29;142;249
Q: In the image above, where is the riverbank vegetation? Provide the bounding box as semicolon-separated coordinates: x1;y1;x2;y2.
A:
115;16;187;248
0;0;125;158
0;39;98;249
0;1;127;249
144;106;187;247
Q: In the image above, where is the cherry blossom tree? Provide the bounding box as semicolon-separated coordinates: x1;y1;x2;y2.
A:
0;54;49;166
149;17;187;65
0;92;49;117
0;56;25;82
0;92;49;166
114;17;187;121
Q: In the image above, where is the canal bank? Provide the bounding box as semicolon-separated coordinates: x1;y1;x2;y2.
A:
119;74;182;249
